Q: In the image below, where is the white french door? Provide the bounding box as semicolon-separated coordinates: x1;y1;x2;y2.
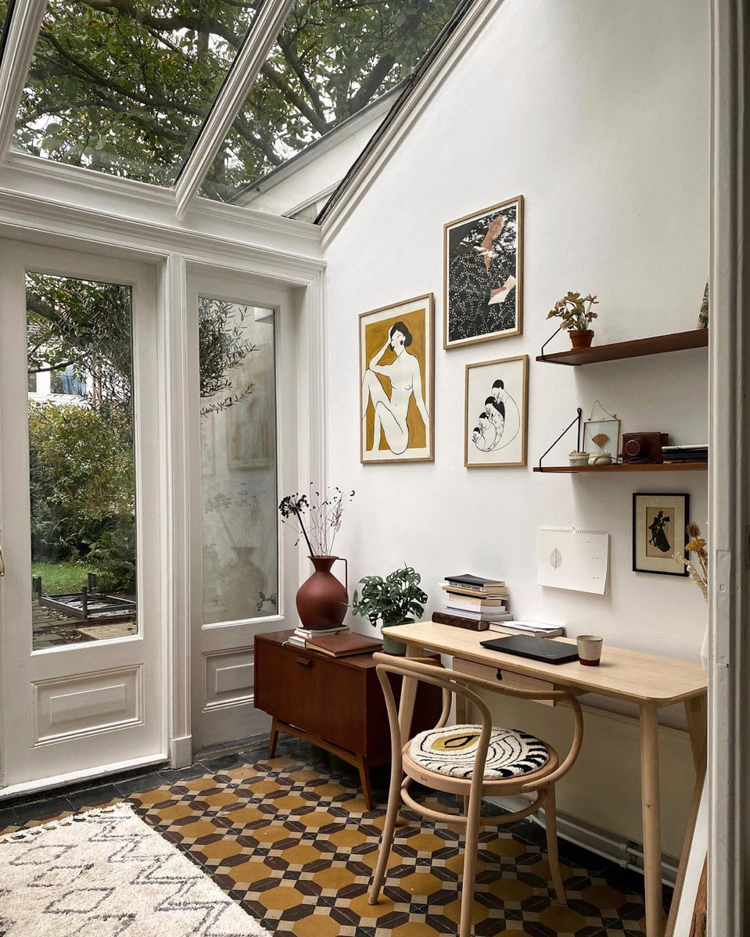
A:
0;241;165;791
187;270;298;750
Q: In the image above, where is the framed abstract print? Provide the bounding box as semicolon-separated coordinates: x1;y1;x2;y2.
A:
465;354;528;467
360;293;434;464
444;195;523;349
632;493;690;575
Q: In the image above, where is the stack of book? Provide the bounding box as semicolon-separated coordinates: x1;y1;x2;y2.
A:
488;620;565;638
433;574;512;631
284;625;382;658
285;624;349;649
662;443;708;463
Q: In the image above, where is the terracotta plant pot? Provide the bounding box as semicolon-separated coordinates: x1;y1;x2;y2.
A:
570;329;594;349
381;618;414;656
296;555;348;629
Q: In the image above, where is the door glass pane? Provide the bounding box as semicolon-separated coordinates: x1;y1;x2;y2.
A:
26;273;137;649
199;300;277;625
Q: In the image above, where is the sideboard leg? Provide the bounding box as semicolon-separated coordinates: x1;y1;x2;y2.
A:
357;753;374;810
268;717;279;759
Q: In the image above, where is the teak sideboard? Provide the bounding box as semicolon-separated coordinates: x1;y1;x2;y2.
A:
254;630;442;808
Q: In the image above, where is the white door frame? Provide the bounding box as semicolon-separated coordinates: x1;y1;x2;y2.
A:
708;0;750;933
186;269;299;750
0;241;166;792
163;258;327;767
0;214;326;787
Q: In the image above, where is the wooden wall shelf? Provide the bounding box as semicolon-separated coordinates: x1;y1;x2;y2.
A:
536;329;708;366
534;462;708;474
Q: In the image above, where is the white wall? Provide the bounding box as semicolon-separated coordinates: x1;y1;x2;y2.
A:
323;0;710;856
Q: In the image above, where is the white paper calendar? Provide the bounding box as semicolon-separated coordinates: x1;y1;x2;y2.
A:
537;527;609;595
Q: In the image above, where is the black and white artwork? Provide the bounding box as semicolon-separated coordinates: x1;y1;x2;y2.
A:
465;355;528;467
632;493;690;575
444;195;523;349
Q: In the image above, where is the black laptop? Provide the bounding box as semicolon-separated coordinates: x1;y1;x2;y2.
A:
480;634;579;664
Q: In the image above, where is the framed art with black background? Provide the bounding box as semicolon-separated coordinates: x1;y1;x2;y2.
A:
632;492;690;575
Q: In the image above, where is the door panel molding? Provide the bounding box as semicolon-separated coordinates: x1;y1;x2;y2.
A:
33;665;143;746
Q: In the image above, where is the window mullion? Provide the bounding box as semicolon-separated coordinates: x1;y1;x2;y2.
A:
174;0;295;221
0;0;48;163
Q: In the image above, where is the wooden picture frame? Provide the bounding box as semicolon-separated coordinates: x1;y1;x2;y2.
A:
444;195;524;349
359;293;434;464
464;354;529;467
632;492;690;575
582;417;622;462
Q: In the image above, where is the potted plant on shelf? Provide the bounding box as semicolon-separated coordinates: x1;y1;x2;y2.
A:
278;486;354;630
547;291;599;348
352;566;428;655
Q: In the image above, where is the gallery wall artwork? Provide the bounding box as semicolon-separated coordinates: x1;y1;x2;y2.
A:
360;293;434;464
632;492;690;575
464;354;528;467
444;195;523;349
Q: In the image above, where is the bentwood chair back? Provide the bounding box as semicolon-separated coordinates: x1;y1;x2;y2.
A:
368;653;584;937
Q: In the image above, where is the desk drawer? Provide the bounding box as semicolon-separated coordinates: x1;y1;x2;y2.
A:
453;657;556;707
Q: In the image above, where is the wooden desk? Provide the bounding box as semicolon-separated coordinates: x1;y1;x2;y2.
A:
385;621;708;937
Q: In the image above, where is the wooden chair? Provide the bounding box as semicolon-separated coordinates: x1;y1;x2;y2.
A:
368;653;584;937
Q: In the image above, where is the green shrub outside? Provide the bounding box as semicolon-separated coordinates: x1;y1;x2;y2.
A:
28;401;136;594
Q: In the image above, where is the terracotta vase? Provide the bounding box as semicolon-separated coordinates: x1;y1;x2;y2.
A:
570;329;594;349
296;555;348;629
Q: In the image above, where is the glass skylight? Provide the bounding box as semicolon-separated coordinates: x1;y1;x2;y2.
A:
199;0;464;206
12;1;258;186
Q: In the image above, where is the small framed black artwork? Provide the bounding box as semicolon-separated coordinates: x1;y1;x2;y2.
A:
632;493;690;575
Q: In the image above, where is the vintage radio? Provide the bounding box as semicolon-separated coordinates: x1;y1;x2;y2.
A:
621;432;669;464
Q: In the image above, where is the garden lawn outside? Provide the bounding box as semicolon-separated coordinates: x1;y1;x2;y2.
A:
32;561;90;595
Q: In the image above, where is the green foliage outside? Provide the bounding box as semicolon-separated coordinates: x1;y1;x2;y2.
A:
8;0;461;200
32;560;89;596
28;401;136;593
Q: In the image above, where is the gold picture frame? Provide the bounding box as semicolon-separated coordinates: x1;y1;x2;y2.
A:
444;195;524;349
464;354;529;467
359;293;435;464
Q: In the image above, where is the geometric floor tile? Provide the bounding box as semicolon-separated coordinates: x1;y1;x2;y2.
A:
0;740;663;937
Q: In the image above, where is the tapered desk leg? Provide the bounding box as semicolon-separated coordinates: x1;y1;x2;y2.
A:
664;693;708;937
640;703;665;937
398;643;423;740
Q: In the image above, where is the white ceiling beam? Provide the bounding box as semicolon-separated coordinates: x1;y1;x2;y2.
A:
174;0;295;221
0;0;48;160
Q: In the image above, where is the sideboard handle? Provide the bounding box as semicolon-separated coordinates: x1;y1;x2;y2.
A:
296;657;312;668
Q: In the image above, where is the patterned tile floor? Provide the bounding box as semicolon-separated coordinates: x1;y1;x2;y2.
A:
0;740;670;936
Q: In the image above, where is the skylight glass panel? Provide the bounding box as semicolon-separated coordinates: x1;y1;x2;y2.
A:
199;0;464;208
12;1;258;187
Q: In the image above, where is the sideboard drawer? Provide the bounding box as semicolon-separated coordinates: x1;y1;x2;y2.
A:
255;638;366;750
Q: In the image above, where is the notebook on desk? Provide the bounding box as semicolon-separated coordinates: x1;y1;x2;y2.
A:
480;634;579;664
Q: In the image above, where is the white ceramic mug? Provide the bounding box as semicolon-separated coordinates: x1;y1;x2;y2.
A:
577;634;603;666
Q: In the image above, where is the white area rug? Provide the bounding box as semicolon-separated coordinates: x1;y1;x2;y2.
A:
0;803;270;936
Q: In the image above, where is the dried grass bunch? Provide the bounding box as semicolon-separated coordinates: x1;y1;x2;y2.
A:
674;521;708;601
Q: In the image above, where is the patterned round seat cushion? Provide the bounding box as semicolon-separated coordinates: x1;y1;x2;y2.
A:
409;724;550;780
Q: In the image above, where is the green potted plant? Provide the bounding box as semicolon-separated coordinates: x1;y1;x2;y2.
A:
547;291;599;348
351;566;428;655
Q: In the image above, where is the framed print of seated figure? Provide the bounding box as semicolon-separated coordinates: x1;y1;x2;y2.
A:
444;195;524;349
360;294;434;464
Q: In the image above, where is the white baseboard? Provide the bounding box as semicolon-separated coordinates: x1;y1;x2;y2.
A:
485;795;679;888
0;753;168;801
169;734;193;769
